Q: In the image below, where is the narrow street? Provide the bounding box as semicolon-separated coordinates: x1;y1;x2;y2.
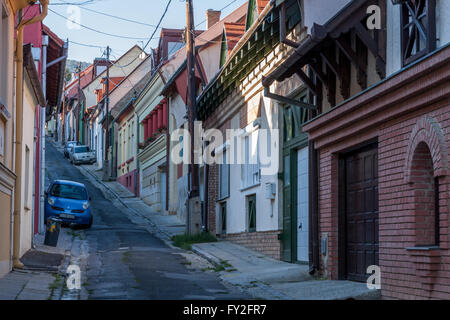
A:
45;138;249;300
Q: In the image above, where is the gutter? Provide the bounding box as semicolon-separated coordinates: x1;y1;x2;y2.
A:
13;0;49;269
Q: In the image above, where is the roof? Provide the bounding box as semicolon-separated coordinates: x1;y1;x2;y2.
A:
66;64;95;100
197;0;305;120
224;22;246;54
257;0;270;14
262;0;368;87
23;44;46;106
161;3;248;96
42;24;66;112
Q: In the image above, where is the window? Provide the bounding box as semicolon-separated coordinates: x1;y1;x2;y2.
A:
220;202;227;234
0;119;4;158
247;194;256;232
241;134;260;189
219;149;230;200
128;125;131;159
24;146;30;209
411;142;440;246
400;0;436;66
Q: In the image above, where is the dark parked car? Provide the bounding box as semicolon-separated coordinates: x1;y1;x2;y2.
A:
64;141;80;158
45;180;93;228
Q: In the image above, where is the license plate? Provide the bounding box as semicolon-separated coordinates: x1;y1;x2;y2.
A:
60;214;75;219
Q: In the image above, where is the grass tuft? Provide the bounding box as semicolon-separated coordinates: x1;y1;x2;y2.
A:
171;232;217;251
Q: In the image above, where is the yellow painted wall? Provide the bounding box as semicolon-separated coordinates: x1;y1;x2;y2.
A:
19;74;38;258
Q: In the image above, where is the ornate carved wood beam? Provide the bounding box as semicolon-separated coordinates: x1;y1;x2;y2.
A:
296;68;318;96
335;37;368;90
320;51;339;76
354;22;386;78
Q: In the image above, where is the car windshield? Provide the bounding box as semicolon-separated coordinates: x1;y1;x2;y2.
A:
74;147;90;153
50;184;88;200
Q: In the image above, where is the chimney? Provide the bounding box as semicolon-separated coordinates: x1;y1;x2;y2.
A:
206;9;221;29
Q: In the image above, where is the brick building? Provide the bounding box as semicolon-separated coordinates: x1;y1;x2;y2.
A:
197;0;304;260
264;0;450;299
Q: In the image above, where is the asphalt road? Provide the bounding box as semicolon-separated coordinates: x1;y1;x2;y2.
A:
45;138;249;300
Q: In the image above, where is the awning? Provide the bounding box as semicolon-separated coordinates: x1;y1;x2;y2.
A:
262;0;383;88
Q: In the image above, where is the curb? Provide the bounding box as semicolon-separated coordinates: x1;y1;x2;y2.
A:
191;245;222;267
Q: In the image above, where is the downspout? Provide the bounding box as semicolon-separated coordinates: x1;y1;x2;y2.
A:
40;35;48;236
13;0;49;268
110;116;115;179
136;113;140;197
203;141;209;232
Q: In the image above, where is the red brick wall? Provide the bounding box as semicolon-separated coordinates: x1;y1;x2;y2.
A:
220;230;282;260
304;46;450;299
378;104;450;300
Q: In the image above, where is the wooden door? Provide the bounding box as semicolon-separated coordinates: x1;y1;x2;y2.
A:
341;144;379;282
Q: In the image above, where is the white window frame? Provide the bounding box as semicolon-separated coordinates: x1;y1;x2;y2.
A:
218;149;230;200
241;131;260;190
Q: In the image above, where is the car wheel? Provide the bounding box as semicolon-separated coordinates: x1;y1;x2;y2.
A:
85;217;93;229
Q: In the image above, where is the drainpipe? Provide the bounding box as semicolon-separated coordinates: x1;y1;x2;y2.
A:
40;35;48;236
13;0;49;269
136;113;140;197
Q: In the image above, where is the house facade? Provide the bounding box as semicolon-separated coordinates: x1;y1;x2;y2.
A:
196;0;307;260
134;29;185;212
135;72;169;212
162;3;248;225
110;56;153;194
0;0;18;278
1;0;53;276
82;46;144;172
263;0;450;299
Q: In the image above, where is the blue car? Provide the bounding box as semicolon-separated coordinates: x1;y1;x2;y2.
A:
45;180;93;228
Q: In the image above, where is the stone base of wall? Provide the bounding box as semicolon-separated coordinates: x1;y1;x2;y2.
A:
219;230;282;260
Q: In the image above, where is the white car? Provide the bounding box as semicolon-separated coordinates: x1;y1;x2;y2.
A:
70;146;96;165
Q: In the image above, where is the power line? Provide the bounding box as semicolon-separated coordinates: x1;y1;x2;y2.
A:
50;0;160;29
112;0;173;69
48;7;155;40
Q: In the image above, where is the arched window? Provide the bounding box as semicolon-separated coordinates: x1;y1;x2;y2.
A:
410;142;440;246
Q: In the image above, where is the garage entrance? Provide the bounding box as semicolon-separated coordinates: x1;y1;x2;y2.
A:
339;143;379;282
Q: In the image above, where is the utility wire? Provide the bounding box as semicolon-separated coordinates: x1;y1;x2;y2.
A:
50;0;159;28
111;0;173;69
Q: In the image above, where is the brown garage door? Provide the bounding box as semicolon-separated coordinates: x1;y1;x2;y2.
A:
342;144;379;282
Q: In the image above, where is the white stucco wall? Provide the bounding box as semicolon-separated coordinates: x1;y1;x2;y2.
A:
83;46;145;110
303;0;352;33
20;76;37;257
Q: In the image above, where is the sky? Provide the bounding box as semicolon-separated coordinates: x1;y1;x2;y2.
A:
44;0;249;63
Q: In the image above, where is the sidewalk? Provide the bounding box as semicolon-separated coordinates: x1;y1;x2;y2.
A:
0;228;74;300
51;140;380;300
191;242;380;300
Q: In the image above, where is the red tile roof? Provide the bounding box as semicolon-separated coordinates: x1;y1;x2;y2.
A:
257;0;270;14
224;22;246;54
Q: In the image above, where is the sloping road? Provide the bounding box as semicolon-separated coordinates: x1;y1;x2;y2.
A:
46;138;249;300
